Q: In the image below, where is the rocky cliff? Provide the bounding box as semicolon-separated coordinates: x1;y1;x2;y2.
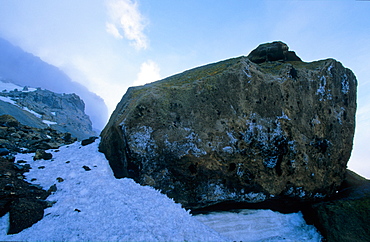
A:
0;84;96;140
100;41;357;209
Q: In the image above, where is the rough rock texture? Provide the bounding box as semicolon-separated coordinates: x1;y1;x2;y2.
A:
247;41;301;64
100;42;357;209
0;88;96;140
0;155;51;234
0;114;76;234
303;170;370;242
0;115;76;154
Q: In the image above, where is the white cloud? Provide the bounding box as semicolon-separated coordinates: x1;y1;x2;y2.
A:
133;60;161;86
106;0;148;50
105;22;123;39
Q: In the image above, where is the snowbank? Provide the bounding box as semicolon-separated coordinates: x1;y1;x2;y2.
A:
0;140;226;241
0;139;321;241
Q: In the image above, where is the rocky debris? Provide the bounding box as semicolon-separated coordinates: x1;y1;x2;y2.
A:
0;114;78;234
33;149;53;161
81;136;98;146
303;170;370;242
0;114;77;154
247;41;302;64
0;88;96;140
100;41;357;210
0;156;52;234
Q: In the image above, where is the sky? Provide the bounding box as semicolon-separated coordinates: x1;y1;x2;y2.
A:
0;0;369;177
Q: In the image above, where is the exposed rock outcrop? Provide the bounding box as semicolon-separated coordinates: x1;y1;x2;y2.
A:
100;41;357;209
247;41;301;64
0;114;76;154
303;170;370;242
0;87;96;140
0;114;77;234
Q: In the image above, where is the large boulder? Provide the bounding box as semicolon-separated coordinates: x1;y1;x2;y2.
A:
100;42;357;209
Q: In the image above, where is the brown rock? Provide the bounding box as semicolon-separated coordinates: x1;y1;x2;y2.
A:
100;42;357;209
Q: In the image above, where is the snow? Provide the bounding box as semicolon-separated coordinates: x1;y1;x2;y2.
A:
0;80;36;93
0;140;322;241
195;210;322;242
0;140;226;241
42;120;58;126
0;96;17;105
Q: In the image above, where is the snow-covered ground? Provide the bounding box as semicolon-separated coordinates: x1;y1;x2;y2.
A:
0;140;322;241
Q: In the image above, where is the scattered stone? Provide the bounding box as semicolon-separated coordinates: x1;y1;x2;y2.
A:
48;184;57;193
33;149;53;161
12;163;25;171
38;166;45;169
0;148;9;156
81;136;98;146
74;208;81;212
56;177;64;182
82;165;91;171
0;156;49;234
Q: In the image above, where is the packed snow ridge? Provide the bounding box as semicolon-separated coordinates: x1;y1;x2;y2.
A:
0;140;321;241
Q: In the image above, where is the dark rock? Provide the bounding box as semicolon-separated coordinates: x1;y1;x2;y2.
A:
8;198;45;234
12;163;25;171
303;170;370;242
81;136;98;146
33;149;53;160
0;148;9;156
0;115;20;127
247;41;302;64
100;42;357;209
56;177;64;182
0;156;50;234
82;165;91;171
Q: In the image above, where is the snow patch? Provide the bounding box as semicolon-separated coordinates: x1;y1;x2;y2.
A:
42;120;58;126
0;140;226;242
195;209;322;242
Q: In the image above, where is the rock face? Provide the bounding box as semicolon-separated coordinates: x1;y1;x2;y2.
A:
100;42;357;209
304;170;370;242
0;114;76;154
0;87;96;140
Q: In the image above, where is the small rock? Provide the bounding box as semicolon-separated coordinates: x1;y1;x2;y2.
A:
0;148;10;156
56;177;64;182
48;184;57;193
38;166;45;169
82;165;91;171
74;208;81;212
12;163;25;171
81;136;98;146
33;149;53;161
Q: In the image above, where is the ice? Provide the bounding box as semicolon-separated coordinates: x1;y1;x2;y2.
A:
195;209;322;242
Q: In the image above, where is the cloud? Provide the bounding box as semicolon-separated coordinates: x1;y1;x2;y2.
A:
133;60;161;86
105;22;123;39
106;0;148;50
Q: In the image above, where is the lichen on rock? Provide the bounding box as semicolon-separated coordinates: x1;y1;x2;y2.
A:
100;41;357;209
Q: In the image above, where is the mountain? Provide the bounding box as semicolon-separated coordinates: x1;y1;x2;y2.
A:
0;81;96;140
0;37;107;131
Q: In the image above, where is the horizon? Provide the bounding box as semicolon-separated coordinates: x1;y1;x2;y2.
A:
0;0;369;178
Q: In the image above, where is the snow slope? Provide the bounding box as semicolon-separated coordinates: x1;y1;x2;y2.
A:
0;140;321;241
